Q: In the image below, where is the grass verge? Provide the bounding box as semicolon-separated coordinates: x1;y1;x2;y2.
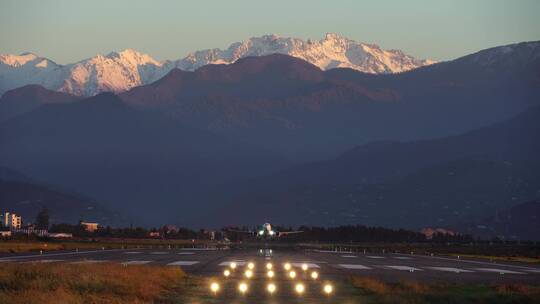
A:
350;276;540;304
0;262;186;304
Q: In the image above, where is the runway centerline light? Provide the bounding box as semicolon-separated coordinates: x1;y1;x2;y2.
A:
311;271;318;279
266;263;273;270
247;262;255;270
245;269;253;278
323;284;333;295
230;262;237;269
223;269;231;277
301;263;308;271
295;283;305;294
210;282;220;294
289;270;296;279
238;282;248;294
267;283;276;294
284;263;291;271
267;270;274;278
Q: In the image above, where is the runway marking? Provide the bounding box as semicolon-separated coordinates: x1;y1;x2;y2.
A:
394;257;412;260
150;252;168;255
122;260;153;265
427;267;474;273
385;265;423;272
474;268;526;275
367;256;385;259
178;252;195;255
393;253;536;271
70;260;109;264
167;261;200;266
180;248;217;251
315;250;354;254
0;259;17;263
524;269;540;274
0;248;128;261
291;262;320;269
219;260;246;266
341;255;357;258
22;259;65;263
124;252;142;254
338;264;372;270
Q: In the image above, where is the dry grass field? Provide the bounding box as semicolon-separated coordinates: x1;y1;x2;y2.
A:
0;263;186;304
350;276;540;304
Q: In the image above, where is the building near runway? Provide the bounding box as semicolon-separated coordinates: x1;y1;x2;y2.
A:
80;221;99;232
2;211;22;229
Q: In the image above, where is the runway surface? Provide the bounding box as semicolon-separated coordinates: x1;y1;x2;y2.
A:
1;247;539;302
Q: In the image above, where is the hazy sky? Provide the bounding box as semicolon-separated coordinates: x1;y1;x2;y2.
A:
1;0;539;63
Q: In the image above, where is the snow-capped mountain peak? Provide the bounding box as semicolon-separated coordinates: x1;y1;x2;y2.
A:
1;34;437;96
174;33;435;74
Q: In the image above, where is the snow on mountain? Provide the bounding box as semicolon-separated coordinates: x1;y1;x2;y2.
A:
0;49;171;96
58;49;171;96
0;53;63;94
1;33;437;96
175;33;436;73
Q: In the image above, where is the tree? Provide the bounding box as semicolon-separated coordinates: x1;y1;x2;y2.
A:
35;208;50;230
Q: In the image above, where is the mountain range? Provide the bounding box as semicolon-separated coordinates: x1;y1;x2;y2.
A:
0;39;539;236
0;33;434;96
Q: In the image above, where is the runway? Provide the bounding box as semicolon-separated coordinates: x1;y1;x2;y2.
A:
1;247;539;282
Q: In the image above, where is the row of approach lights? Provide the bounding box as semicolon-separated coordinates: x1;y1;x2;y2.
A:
210;262;334;296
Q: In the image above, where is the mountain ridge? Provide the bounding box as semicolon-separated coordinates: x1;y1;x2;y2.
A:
0;33;435;96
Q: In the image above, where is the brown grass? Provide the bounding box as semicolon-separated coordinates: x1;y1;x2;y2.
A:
0;262;185;304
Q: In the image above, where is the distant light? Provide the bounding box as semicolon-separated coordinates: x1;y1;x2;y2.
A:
295;283;305;294
311;271;318;279
245;270;253;278
301;263;308;271
238;282;248;294
289;270;296;279
266;263;273;270
323;284;333;295
230;262;237;269
284;263;291;271
248;262;255;270
224;269;231;277
267;283;276;294
210;282;220;293
267;270;274;278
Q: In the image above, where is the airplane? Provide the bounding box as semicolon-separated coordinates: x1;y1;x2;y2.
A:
225;223;303;238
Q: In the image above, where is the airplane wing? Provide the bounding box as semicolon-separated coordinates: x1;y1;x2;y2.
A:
277;231;303;237
225;229;254;234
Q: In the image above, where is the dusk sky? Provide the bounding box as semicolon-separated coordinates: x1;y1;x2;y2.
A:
1;0;539;63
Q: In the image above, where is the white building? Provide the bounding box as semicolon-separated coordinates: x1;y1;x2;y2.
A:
2;212;22;229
